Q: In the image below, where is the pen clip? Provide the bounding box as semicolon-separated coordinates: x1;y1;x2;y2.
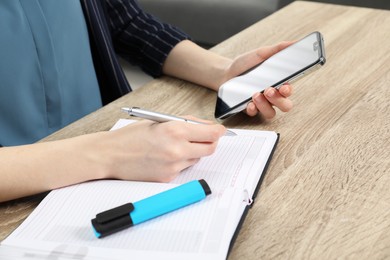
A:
95;202;134;224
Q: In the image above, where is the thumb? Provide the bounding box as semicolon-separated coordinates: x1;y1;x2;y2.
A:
230;41;294;76
255;41;295;62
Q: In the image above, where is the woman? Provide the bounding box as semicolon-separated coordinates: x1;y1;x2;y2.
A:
0;0;293;202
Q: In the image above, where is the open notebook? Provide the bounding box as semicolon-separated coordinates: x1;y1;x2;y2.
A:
0;119;279;260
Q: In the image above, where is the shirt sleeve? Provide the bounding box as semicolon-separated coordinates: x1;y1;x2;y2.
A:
104;0;190;77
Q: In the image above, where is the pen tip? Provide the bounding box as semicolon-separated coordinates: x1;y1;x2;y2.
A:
226;130;237;136
121;107;130;112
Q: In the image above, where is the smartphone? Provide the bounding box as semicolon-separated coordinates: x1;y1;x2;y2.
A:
214;31;326;120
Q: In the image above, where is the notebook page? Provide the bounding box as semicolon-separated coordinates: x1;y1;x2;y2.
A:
174;129;277;193
2;119;277;260
3;180;237;259
2;183;242;259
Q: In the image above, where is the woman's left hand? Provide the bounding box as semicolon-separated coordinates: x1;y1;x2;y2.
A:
220;41;294;119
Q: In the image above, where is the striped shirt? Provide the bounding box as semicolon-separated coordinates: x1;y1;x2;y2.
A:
81;0;190;104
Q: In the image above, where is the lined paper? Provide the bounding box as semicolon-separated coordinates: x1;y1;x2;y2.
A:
1;119;277;260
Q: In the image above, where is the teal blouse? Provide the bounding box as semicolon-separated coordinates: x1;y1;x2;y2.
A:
0;0;102;146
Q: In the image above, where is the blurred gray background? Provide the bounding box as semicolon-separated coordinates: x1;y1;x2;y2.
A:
124;0;389;88
138;0;390;47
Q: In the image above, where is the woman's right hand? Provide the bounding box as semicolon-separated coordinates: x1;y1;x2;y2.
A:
0;119;226;202
97;119;226;182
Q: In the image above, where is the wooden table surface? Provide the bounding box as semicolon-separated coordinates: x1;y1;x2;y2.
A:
1;1;389;259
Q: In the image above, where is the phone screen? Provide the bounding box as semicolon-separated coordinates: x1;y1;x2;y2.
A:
215;31;326;119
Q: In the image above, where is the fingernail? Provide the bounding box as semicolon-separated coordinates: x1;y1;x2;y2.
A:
265;88;275;98
254;93;262;103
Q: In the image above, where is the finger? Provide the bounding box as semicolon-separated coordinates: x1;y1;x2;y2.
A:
245;101;259;117
256;41;295;62
229;41;294;78
237;42;292;69
182;158;201;170
252;92;276;119
264;88;293;112
185;123;226;143
165;142;218;169
182;115;214;125
158;158;201;182
278;84;293;98
170;158;201;178
171;158;201;173
166;121;226;143
183;141;219;159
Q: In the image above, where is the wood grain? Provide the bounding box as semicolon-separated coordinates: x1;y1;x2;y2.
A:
1;1;389;259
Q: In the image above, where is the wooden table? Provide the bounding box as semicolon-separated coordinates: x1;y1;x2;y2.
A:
1;1;389;259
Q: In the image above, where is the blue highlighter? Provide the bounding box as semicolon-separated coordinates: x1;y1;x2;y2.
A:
91;179;211;238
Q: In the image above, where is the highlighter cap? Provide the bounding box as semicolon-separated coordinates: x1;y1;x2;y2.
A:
198;179;211;196
91;202;134;238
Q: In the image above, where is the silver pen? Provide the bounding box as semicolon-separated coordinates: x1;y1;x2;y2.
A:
121;107;236;136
